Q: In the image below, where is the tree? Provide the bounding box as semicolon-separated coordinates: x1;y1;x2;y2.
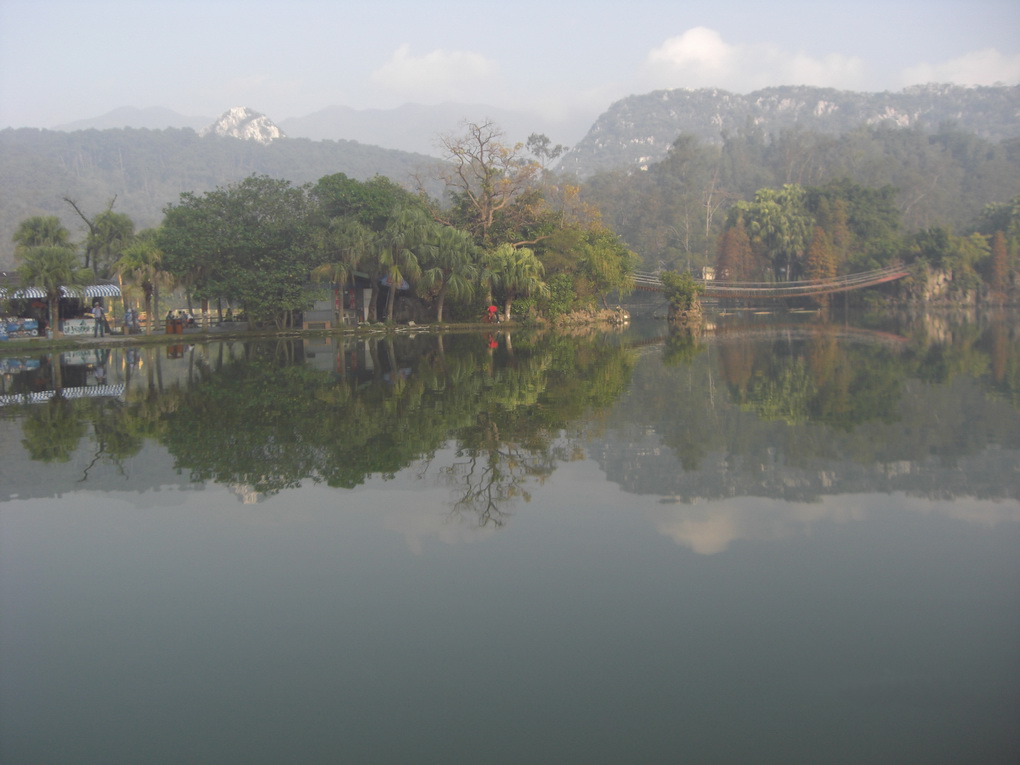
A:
16;245;92;335
989;230;1009;302
577;226;637;308
660;270;704;315
160;175;316;329
732;185;812;281
63;197;133;277
979;196;1020;240
116;229;169;335
418;224;479;322
653;135;728;270
433;120;542;247
526;133;565;171
716;217;756;281
311;173;415;231
89;210;135;278
310;173;426;323
483;244;548;321
804;179;900;271
310;218;373;324
805;226;837;309
13;216;70;253
375;206;430;322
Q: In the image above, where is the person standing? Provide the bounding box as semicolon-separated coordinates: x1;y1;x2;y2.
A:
92;302;105;338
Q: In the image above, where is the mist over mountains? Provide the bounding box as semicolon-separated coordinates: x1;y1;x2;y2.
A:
53;102;593;158
3;83;1018;267
562;83;1020;176
44;83;1020;175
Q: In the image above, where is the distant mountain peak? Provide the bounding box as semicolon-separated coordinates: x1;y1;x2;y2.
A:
561;83;1020;177
200;106;285;144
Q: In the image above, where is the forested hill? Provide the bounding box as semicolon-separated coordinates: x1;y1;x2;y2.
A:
0;127;442;267
560;84;1020;177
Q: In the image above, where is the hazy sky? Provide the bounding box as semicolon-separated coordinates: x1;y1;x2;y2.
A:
1;0;1018;131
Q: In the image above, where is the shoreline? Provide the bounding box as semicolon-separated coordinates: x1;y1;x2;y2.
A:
0;320;518;356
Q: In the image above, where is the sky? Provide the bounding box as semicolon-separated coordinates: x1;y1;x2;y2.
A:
1;0;1019;133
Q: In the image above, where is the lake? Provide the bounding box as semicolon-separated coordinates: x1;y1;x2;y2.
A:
2;312;1018;764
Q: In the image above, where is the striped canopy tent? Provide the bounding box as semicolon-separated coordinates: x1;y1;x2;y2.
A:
0;280;121;301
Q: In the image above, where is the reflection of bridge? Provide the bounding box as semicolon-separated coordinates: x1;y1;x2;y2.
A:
627;324;910;353
632;264;910;299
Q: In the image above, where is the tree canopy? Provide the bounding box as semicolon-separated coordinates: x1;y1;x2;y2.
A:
159;175;318;328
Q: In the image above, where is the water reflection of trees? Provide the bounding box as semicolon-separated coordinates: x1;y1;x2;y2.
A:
19;396;87;462
719;327;903;428
133;333;637;521
429;334;636;525
613;317;1020;501
8;315;1018;511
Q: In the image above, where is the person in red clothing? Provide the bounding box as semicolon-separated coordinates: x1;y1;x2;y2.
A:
486;304;499;323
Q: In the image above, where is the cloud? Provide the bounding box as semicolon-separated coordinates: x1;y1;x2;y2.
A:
900;48;1020;87
646;27;734;78
646;494;1020;555
648;498;865;555
371;44;497;103
641;26;866;93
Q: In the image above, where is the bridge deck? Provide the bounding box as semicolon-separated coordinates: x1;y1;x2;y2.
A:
633;265;910;299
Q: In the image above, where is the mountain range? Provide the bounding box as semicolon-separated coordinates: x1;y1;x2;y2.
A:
3;84;1017;267
54;103;593;158
47;83;1020;178
561;83;1020;176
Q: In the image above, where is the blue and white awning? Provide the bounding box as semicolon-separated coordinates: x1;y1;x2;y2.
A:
0;384;125;407
73;283;122;298
0;282;121;300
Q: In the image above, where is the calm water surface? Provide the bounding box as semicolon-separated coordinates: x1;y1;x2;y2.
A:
2;313;1019;764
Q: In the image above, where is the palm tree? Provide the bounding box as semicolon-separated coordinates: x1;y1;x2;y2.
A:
483;243;548;322
375;207;429;322
418;225;479;322
739;185;811;281
13;216;71;252
16;245;92;336
89;210;135;278
311;218;372;325
115;230;169;335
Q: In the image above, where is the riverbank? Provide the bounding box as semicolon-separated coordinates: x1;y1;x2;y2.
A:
0;319;506;355
0;306;639;355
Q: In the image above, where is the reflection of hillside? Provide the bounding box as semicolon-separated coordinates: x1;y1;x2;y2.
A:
593;432;1020;504
599;318;1020;505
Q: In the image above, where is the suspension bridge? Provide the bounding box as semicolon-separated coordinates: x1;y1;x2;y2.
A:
632;264;910;299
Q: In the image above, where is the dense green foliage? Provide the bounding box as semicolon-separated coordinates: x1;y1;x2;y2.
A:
0;127;442;267
660;271;704;313
6;109;1019;314
159;175;319;328
583;126;1020;279
149;122;637;325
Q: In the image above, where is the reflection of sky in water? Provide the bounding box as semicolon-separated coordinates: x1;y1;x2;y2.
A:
3;454;1019;764
2;324;1020;763
646;491;1020;554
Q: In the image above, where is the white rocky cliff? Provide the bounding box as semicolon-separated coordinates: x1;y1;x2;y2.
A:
199;106;286;144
